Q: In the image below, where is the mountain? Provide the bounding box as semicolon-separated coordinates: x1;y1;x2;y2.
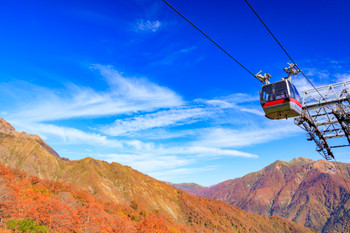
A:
0;118;313;232
0;163;190;232
190;157;350;232
166;182;207;194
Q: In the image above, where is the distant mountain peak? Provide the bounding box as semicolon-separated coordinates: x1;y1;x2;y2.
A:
167;182;208;195
288;157;314;166
193;157;350;232
269;157;314;168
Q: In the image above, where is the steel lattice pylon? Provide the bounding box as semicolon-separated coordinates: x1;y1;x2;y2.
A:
294;80;350;160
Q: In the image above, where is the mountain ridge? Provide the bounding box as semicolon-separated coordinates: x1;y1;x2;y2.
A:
0;118;313;232
165;182;208;194
173;157;350;232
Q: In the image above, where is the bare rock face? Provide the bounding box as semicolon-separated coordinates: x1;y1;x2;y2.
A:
193;157;350;232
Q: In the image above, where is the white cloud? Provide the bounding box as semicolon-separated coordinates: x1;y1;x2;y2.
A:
103;152;193;172
6;65;183;123
1;64;307;183
135;19;161;32
144;145;258;159
334;73;350;83
100;107;209;136
126;156;192;172
240;107;265;116
98;141;257;180
11;121;123;147
304;68;330;79
198;93;263;117
195;121;301;149
178;146;258;158
202;93;258;106
94;64;182;107
149;166;216;181
101;144;256;176
293;77;314;92
205;100;233;108
123;128;200;140
99;92;265;138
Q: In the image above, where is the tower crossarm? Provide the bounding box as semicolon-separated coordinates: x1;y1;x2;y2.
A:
301;81;350;110
294;80;350;159
303;96;349;111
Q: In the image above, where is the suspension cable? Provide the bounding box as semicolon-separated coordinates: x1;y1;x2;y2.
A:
243;0;325;100
161;0;258;79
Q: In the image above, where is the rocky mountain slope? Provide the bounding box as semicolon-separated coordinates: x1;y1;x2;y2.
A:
188;157;350;232
0;118;313;232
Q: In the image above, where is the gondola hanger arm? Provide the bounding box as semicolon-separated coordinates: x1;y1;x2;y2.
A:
255;71;271;84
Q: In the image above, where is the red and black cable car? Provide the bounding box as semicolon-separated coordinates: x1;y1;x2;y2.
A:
260;79;302;119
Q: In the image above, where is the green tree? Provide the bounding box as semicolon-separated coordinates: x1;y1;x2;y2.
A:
6;218;48;233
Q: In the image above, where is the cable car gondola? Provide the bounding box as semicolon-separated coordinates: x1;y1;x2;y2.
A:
257;64;302;120
260;79;302;119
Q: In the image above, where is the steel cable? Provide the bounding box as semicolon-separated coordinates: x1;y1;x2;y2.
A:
162;0;258;79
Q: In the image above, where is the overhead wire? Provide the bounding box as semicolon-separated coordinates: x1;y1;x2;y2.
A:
243;0;325;100
161;0;258;79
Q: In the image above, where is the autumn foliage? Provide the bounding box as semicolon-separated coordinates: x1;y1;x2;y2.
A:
0;164;190;232
0;164;315;233
0;163;315;233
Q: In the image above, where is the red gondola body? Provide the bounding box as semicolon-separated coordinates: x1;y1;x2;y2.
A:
260;79;302;119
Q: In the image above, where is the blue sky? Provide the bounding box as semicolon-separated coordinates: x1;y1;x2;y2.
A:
1;0;350;186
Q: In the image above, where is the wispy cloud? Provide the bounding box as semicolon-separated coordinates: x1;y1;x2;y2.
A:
99;92;265;137
11;121;123;147
1;65;305;181
135;19;161;32
304;67;330;79
97;141;258;181
102;152;193;172
293;60;350;91
176;146;258;158
100;107;209;136
293;77;314;92
194;121;301;149
201;94;263;116
149;166;216;181
100;144;257;176
94;64;182;106
334;73;350;83
5;65;182;123
199;93;259;107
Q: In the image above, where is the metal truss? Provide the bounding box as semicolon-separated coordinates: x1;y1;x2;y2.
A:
294;80;350;160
